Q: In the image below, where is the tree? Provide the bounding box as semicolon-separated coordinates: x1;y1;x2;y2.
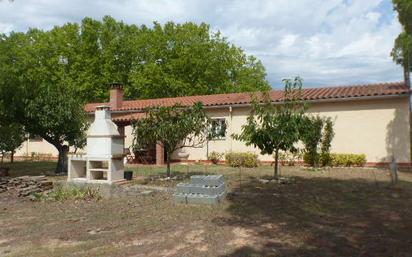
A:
131;102;211;177
391;0;412;86
233;77;306;177
0;121;26;163
128;22;270;99
22;85;88;173
393;0;412;33
0;17;270;104
0;16;269;172
391;32;412;86
0;30;88;172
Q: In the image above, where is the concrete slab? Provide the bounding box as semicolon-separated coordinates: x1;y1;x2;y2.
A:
175;175;226;205
190;175;205;185
174;193;187;204
186;193;219;205
176;183;191;194
188;184;225;195
199;175;224;186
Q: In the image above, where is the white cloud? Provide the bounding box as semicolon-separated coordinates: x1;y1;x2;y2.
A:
0;0;404;87
0;22;13;34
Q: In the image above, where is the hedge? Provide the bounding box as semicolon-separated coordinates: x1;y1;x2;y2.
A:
207;151;224;164
330;153;367;167
225;152;259;168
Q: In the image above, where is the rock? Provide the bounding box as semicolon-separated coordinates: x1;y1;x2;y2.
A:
140;190;154;195
0;175;53;197
259;179;270;184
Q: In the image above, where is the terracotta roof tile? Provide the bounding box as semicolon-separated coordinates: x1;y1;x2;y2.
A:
111;113;145;122
85;81;409;114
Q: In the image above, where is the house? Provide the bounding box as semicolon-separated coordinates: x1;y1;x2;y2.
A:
16;81;411;166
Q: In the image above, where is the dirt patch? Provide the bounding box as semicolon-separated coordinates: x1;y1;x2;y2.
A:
2;163;412;256
46;239;84;249
185;229;205;244
227;227;255;248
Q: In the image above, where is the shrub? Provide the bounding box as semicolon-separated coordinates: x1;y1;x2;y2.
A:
303;152;313;166
301;115;335;167
32;186;101;201
208;151;223;164
300;115;324;167
279;150;302;166
320;118;334;166
225;152;259;168
330;153;366;167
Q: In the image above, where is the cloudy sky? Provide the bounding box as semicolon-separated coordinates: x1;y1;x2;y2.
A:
0;0;404;88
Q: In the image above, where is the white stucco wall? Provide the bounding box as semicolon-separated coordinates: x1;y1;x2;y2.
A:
171;96;411;163
16;139;58;157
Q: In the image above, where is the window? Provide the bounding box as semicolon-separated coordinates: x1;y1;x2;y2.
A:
210;119;227;140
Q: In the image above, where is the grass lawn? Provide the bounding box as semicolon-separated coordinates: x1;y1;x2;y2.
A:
1;161;412;257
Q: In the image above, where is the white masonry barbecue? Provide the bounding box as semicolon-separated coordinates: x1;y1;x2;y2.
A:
68;106;125;184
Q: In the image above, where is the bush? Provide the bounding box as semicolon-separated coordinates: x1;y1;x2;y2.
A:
300;116;324;166
225;152;259;168
330;153;366;167
208;151;224;164
279;150;302;166
320;118;334;166
303;151;313;166
31;186;101;201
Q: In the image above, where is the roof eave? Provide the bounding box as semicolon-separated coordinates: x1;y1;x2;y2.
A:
86;92;409;114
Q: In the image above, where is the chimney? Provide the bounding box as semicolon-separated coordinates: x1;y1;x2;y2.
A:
109;83;123;109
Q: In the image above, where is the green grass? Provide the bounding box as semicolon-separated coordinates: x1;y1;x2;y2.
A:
1;161;57;177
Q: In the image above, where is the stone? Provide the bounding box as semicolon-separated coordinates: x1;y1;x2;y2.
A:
175;175;226;205
201;175;224;187
186;193;219;205
140;190;154;195
0;175;53;197
176;183;191;194
190;175;205;185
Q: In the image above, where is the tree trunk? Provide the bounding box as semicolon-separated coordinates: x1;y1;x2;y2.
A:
55;145;69;174
404;64;411;88
10;151;14;163
166;151;171;178
274;149;279;178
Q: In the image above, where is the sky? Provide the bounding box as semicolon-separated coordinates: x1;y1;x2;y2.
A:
0;0;404;88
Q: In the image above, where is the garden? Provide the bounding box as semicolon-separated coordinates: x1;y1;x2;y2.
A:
1;13;411;256
0;76;408;257
1;160;412;257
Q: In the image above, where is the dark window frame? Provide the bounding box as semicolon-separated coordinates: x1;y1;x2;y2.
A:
210;118;227;140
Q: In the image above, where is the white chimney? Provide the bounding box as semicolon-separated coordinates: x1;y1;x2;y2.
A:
86;106;124;158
